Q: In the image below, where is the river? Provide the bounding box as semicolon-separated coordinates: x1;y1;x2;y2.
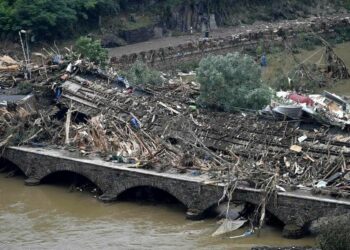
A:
0;173;316;250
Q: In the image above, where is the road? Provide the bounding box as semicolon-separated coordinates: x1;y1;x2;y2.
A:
107;14;350;58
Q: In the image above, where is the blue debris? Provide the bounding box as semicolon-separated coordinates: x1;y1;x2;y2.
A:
115;76;130;88
52;55;63;65
261;54;267;67
54;87;62;102
130;117;140;130
191;170;201;176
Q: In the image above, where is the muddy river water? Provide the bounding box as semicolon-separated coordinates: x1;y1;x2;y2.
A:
3;41;350;250
0;173;315;250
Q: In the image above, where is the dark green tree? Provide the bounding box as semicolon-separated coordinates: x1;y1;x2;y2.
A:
0;0;120;39
1;0;77;38
197;52;272;111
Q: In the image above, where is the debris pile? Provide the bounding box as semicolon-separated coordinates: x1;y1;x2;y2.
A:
0;55;20;72
268;90;350;129
0;56;21;88
0;54;350;197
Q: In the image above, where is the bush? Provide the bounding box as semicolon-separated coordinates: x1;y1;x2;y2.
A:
317;216;350;250
176;60;199;73
197;52;272;111
75;36;108;67
245;87;274;110
126;61;163;86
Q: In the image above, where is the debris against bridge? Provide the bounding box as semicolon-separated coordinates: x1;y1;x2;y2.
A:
1;55;350;199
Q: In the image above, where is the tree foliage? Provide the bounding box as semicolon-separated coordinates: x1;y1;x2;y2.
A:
126;61;163;86
0;0;120;39
0;0;348;40
197;53;272;111
75;36;108;66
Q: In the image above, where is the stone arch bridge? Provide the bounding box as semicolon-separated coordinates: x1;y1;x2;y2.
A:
3;146;350;237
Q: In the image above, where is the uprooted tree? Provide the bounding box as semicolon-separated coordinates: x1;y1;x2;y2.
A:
197;52;272;111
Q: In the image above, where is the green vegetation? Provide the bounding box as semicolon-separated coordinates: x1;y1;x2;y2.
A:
176;60;199;73
317;216;350;250
197;53;272;111
0;0;349;40
17;82;33;95
120;15;154;31
0;0;119;39
270;66;320;91
126;61;163;86
292;33;323;51
340;0;350;10
154;0;350;26
332;26;350;44
75;36;108;67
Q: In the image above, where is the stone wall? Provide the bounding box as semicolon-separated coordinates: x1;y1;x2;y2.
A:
110;15;350;70
122;26;155;44
3;146;350;237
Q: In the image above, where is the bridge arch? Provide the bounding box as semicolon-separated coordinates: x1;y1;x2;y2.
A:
0;157;26;176
39;170;104;194
114;183;191;210
117;185;187;209
0;157;28;177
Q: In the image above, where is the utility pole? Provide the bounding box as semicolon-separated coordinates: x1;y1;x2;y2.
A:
19;30;31;79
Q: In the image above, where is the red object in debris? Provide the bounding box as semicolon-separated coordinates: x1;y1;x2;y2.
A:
288;93;314;106
126;87;134;94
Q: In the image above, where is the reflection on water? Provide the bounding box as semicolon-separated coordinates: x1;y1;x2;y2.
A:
0;174;316;250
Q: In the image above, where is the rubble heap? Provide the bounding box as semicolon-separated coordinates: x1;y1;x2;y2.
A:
1;55;350;197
